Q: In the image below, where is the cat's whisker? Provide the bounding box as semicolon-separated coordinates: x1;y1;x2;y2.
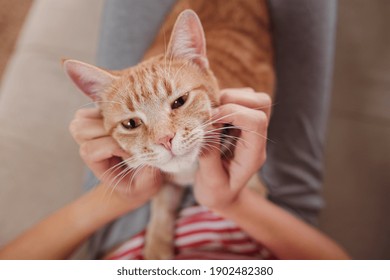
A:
203;139;234;153
203;133;251;148
221;134;251;148
110;162;145;197
203;126;261;152
233;125;275;143
104;165;133;199
127;164;147;194
204;126;236;132
201;116;275;143
199;111;245;129
201;140;244;166
197;115;236;130
201;143;229;158
109;153;157;195
115;167;134;197
200;143;220;153
111;167;134;197
101;166;129;197
100;159;131;181
108;165;133;194
202;138;233;154
104;157;141;194
102;156;141;184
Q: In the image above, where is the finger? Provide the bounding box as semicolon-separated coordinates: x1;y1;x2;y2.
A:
214;104;268;149
134;167;161;190
213;103;269;129
69;118;107;144
220;89;272;119
74;107;102;119
213;104;268;189
220;87;255;93
80;136;129;163
198;131;227;184
79;136;130;177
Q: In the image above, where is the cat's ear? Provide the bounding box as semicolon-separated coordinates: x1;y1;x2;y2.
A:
62;59;118;101
167;9;209;69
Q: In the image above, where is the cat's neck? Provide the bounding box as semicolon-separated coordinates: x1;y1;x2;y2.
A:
164;161;198;187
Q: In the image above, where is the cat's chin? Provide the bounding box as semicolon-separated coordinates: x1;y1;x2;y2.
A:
158;156;198;174
158;153;198;174
156;144;201;174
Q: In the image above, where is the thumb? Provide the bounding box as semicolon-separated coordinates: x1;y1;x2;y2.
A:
198;136;225;179
137;166;161;187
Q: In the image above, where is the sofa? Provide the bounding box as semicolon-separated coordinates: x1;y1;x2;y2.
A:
0;0;103;255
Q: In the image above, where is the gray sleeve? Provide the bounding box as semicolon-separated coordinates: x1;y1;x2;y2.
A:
260;0;337;225
96;0;177;69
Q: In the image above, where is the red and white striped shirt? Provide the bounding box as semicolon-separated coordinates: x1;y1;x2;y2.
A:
104;206;276;260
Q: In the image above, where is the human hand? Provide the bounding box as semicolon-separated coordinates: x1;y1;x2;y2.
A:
69;108;162;205
195;88;271;212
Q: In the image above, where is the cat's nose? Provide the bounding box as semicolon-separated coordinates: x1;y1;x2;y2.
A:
157;133;175;151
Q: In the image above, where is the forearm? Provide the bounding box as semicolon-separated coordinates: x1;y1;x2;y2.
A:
218;188;350;260
0;184;138;259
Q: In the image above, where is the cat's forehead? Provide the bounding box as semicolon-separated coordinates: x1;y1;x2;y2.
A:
132;65;175;98
112;60;200;108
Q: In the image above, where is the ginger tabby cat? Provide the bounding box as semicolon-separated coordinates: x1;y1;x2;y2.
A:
63;0;274;259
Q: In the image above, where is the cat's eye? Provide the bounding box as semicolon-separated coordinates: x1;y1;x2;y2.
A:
171;92;189;109
121;118;142;130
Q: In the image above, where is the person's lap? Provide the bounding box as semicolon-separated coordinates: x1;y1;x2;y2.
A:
85;0;337;258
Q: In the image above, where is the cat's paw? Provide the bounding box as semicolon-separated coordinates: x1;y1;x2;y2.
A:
143;233;174;260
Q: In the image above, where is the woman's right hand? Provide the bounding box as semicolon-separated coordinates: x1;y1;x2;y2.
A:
69;107;162;204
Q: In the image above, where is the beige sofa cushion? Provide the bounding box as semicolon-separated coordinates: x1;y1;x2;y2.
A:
0;0;103;246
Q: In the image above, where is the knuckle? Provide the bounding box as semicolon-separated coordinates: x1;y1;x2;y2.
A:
263;94;272;106
257;94;272;107
219;94;227;105
79;142;90;161
219;91;234;104
68;119;78;135
225;103;241;112
68;119;83;141
74;108;87;119
247;110;268;132
217;103;232;117
254;110;267;126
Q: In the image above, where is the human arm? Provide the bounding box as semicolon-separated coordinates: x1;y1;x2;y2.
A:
0;183;146;260
0;108;161;259
218;188;349;259
195;88;349;260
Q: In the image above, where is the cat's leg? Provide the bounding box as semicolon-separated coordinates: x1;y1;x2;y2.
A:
144;183;184;260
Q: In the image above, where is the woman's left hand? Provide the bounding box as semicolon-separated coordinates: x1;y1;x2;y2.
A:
194;88;271;212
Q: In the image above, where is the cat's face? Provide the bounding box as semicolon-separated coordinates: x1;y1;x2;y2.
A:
101;57;218;173
64;10;219;173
